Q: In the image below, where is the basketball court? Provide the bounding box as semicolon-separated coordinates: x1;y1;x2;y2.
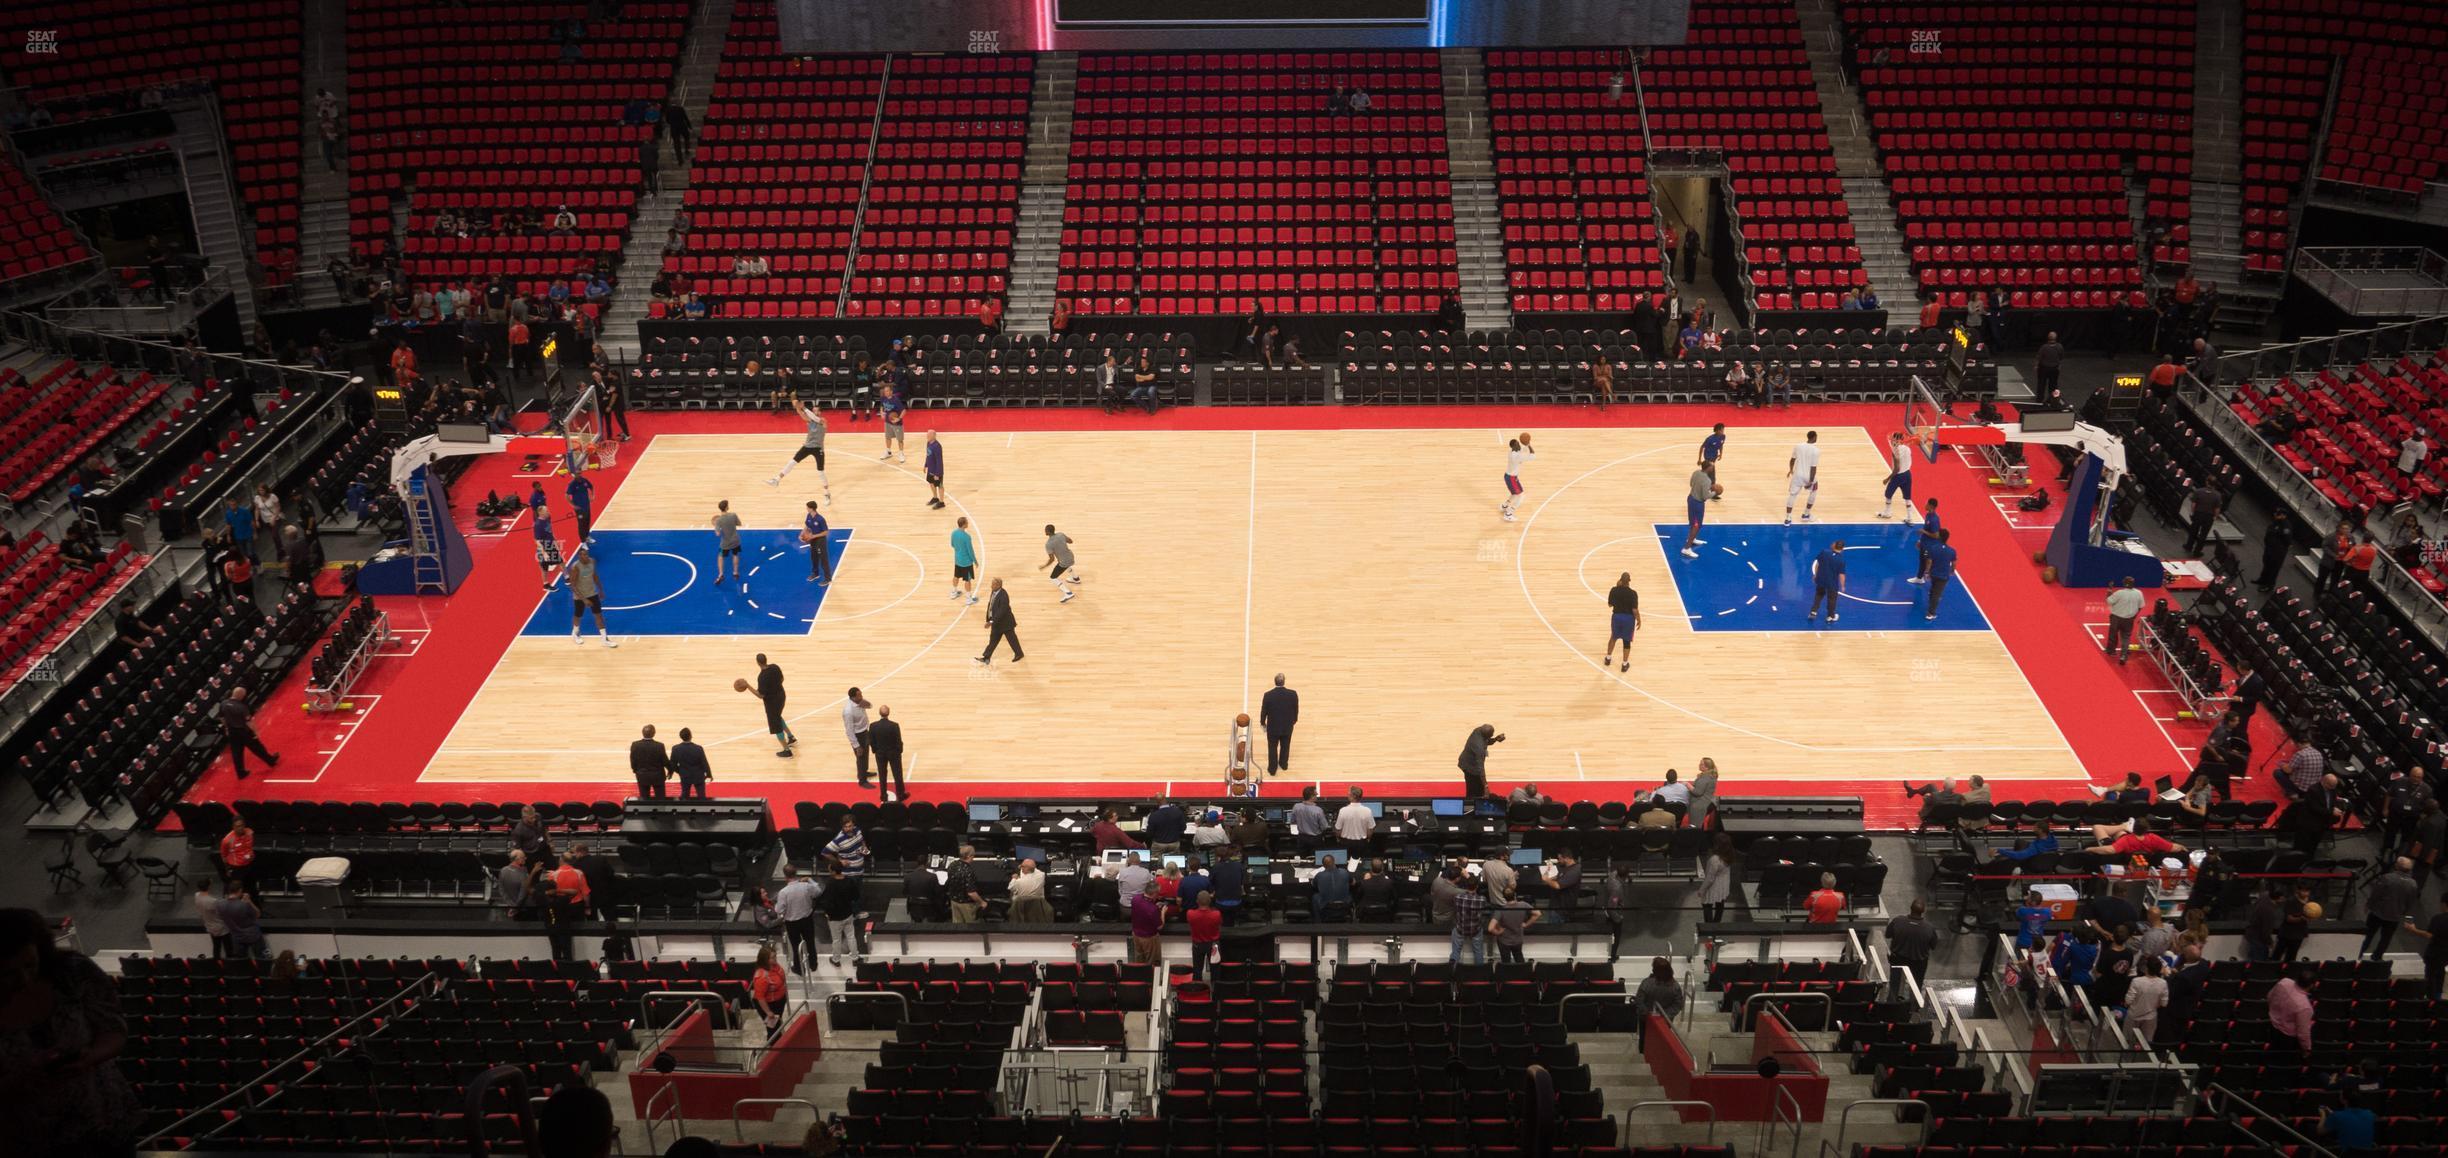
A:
173;400;2219;823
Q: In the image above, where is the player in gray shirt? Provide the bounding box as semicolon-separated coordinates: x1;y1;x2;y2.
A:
1043;523;1081;603
765;396;832;504
711;500;744;586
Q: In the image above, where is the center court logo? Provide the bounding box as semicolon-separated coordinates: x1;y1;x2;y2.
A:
1476;539;1507;563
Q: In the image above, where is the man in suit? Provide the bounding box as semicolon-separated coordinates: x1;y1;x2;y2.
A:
868;705;906;802
669;727;712;799
977;577;1023;664
1259;673;1299;776
629;724;670;799
1458;724;1502;801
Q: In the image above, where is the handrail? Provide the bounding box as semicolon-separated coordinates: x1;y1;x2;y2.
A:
136;969;441;1148
731;1097;820;1140
1620;1099;1717;1146
1762;1082;1804;1158
2203;1084;2343;1158
641;1078;683;1154
834;53;895;317
1827;1099;1930;1156
1894;949;1926;1013
1974;1026;2035;1109
1741;989;1833;1032
826;989;910;1021
640;988;736;1034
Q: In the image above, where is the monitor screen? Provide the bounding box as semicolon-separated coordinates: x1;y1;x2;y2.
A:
1431;798;1466;817
1161;853;1188;869
1012;844;1048;866
1476;798;1507;816
1364;802;1385;818
1261;807;1287;822
968;803;1001;822
1509;848;1543;867
1246;856;1271;869
1314;848;1350;866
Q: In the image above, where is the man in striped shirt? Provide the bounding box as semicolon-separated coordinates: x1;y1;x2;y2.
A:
826;816;870;877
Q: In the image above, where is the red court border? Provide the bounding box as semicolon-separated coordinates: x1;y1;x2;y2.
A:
182;402;2273;828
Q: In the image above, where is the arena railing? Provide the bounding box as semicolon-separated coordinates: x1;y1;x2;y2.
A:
2178;354;2448;652
134;968;446;1151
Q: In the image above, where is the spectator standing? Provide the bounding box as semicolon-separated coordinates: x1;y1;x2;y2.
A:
1288;787;1328;852
217;817;257;892
775;869;820;971
1144;798;1188;856
946;847;985;924
662;98;695;160
2182;483;2224;555
1185;891;1223;981
2403;894;2448;998
544;857;589;961
1599;862;1633;961
1885;899;1939;982
2243;885;2283;963
496;850;534;914
750;945;788;1036
2266;967;2316;1051
867;704;904;802
2033;331;2064;395
639;134;662;196
219;884;266;960
825;817;870;877
0;908;141;1158
1128;881;1165;964
1450;875;1487;964
2124;956;2168;1044
2102;576;2143;663
193;879;230;957
1333;787;1376;857
1697;833;1734;922
1490;890;1538;964
819;861;863;963
2365;857;2420;960
1633;956;1682;1045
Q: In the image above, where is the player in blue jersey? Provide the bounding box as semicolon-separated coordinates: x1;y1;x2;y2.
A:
529;484;559;590
803;500;831;584
1923;529;1959;621
1699;423;1727;493
1808;539;1846;624
1906;498;1943;585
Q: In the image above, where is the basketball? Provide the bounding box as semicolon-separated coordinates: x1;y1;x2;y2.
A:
799;530;819;544
1711;484;1725;498
1236;713;1250;727
2302;902;2323;921
733;678;750;693
744;358;762;377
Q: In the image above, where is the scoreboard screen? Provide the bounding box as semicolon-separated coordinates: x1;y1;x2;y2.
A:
1056;0;1429;24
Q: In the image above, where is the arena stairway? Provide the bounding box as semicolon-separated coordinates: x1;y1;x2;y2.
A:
600;0;737;361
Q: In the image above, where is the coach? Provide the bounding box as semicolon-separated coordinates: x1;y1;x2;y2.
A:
1260;673;1299;776
629;724;670;799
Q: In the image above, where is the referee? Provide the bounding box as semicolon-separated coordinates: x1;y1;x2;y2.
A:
1603;573;1642;672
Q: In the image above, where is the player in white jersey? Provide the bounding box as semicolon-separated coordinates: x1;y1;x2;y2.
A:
763;395;833;504
1500;433;1536;521
1876;431;1918;522
1784;430;1821;524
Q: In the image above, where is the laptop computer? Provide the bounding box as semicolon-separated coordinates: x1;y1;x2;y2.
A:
1313;847;1350;866
2154;775;2186;803
1509;848;1543;867
1012;844;1048;866
968;803;1002;822
1431;798;1466;817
